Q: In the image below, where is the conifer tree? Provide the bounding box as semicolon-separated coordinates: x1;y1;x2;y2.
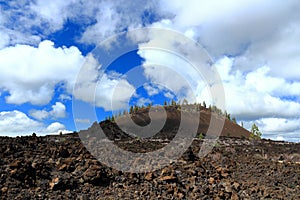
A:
250;123;262;139
129;106;134;114
203;101;206;108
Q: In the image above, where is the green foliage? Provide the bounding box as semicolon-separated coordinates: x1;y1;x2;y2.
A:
182;99;188;105
164;100;167;106
59;131;63;136
171;99;177;106
250;123;262;140
232;117;237;124
32;132;36;137
198;133;204;140
129;106;134;114
227;113;231;121
203;101;206;108
134;105;139;113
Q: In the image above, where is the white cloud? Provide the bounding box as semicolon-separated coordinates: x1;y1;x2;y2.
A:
257;118;300;133
234;23;300;80
45;122;66;133
1;0;300;142
215;56;300;120
30;102;66;120
137;30;214;106
0;40;84;105
1;0;162;47
73;54;136;111
164;91;174;99
29;110;49;121
213;56;300;141
29;102;66;120
59;94;72;101
0;110;43;136
144;84;159;96
79;0;161;44
243;118;300;142
136;97;152;106
30;0;75;32
0;110;69;137
0;40;137;112
157;0;300;56
50;102;66;118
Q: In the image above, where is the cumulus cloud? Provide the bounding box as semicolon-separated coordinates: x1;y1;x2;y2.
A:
214;56;300;119
1;0;162;48
257;118;300;133
0;110;43;136
73;54;136;111
234;23;300;80
49;102;66;118
2;0;300;141
30;102;66;120
0;40;136;111
136;97;152;106
29;110;49;121
242;118;300;142
143;83;160;96
0;110;68;136
214;56;300;141
157;0;300;54
0;40;84;105
45;122;66;133
137;29;215;105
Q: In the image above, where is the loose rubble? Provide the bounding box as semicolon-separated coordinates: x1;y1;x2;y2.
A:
1;134;299;199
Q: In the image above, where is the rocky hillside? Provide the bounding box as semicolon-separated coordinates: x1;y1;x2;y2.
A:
0;134;299;199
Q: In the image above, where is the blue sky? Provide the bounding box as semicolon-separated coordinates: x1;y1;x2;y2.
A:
0;0;300;142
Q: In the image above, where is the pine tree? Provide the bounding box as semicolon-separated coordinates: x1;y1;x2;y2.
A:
232;117;237;124
129;106;134;114
203;101;206;108
171;99;176;106
134;105;139;113
227;113;231;121
250;123;262;139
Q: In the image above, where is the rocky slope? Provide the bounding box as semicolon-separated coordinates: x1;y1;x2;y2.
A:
1;134;299;199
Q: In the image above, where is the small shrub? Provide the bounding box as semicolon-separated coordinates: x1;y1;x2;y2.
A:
198;133;204;140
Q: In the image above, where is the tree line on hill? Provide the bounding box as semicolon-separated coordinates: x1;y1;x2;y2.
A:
105;99;262;140
106;99;237;125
